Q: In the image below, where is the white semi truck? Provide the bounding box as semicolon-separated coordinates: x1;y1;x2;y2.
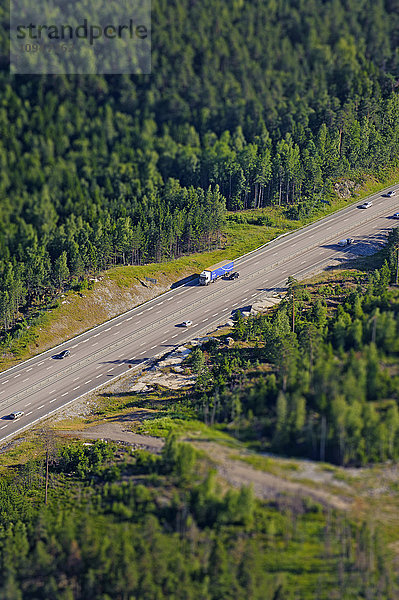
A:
199;260;234;285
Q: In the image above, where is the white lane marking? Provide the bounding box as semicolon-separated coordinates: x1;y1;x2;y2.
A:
48;389;56;394
61;392;68;397
1;424;8;429
224;299;229;303
73;377;79;382
202;318;208;323
95;374;102;378
37;361;44;366
139;351;146;355
212;313;218;317
156;310;162;314
26;411;32;416
37;405;45;410
49;398;57;403
46;366;52;370
114;322;122;327
242;297;248;302
137;311;143;315
300;260;306;264
326;226;332;230
84;380;92;384
73;386;80;391
232;303;238;307
113;331;119;335
25;402;31;407
81;339;89;343
147;306;154;311
251;293;257;297
70;345;78;349
1;380;9;385
23;378;29;382
160;340;167;344
130;356;136;360
281;269;287;273
157;302;164;306
92;342;99;347
171;334;178;338
126;317;133;321
26;367;32;372
104;327;111;332
176;300;182;304
150;345;157;349
0;391;4;395
254;261;260;265
118;353;124;358
92;333;100;338
14;374;21;378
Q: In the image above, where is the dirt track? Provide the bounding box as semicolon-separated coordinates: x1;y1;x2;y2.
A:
59;422;164;452
60;422;352;511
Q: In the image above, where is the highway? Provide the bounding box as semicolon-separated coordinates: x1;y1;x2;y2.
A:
0;187;398;444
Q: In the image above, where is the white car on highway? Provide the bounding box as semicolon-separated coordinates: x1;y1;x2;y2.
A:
182;320;193;327
9;411;24;420
338;238;354;247
360;201;373;209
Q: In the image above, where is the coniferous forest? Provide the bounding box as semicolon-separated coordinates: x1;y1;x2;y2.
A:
0;436;396;599
0;0;399;335
2;2;399;597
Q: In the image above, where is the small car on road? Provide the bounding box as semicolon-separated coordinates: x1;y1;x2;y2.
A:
182;320;193;327
359;201;373;209
57;349;70;359
228;272;240;280
9;411;24;420
393;213;399;220
386;191;396;197
338;238;354;247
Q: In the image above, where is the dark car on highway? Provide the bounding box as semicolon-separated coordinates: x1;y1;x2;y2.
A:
57;349;70;359
228;272;240;280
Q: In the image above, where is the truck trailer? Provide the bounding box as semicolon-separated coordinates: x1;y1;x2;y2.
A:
199;260;234;285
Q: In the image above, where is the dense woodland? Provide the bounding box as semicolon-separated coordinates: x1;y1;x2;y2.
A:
1;0;399;336
185;230;399;466
0;437;395;599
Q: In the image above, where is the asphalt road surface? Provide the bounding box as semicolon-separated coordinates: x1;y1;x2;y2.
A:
1;187;398;443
